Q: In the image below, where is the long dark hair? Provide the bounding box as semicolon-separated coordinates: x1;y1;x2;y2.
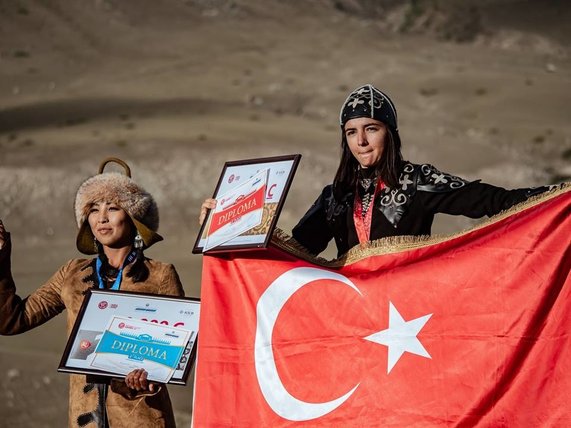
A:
96;220;149;284
332;126;403;200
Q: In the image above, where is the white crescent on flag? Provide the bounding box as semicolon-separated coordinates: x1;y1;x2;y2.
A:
254;267;362;421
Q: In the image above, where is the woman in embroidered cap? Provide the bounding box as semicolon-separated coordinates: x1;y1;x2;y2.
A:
0;158;182;427
289;84;550;257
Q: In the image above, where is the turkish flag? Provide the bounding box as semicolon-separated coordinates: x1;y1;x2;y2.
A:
192;187;571;427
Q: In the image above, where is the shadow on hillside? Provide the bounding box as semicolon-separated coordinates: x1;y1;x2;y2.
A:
0;97;242;133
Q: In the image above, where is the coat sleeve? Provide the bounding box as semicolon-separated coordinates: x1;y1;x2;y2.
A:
159;263;185;297
0;237;66;335
292;186;335;255
418;166;549;218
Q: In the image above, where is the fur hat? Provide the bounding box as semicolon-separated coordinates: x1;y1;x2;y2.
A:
74;157;162;255
339;84;398;130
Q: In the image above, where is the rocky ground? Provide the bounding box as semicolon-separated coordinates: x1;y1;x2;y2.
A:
0;0;569;426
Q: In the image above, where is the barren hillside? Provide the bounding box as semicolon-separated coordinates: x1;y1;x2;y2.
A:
0;1;569;426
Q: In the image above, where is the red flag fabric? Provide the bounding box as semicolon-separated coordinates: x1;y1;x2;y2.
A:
192;187;571;427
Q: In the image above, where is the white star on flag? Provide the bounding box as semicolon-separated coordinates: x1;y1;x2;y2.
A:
364;302;432;373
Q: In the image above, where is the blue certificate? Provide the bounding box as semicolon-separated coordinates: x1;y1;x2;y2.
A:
58;289;200;385
90;316;192;383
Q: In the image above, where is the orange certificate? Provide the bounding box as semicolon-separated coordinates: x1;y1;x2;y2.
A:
203;169;268;251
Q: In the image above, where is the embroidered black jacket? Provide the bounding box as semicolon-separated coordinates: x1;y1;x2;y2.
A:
292;162;547;257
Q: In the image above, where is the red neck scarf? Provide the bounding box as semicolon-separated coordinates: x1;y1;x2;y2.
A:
353;178;385;246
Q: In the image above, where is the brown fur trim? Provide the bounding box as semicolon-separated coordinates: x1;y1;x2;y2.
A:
74;172;159;231
74;171;162;255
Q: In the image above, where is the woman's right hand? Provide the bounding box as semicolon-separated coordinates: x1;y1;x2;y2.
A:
124;368;157;393
0;219;9;251
199;198;217;226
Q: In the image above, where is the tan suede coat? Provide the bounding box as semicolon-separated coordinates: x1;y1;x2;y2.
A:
0;239;183;427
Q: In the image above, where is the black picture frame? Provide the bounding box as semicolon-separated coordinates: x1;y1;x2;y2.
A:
58;289;200;385
192;154;301;254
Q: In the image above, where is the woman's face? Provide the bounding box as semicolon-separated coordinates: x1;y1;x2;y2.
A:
344;117;387;169
88;202;133;249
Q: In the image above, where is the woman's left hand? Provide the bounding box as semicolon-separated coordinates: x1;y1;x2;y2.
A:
125;368;157;392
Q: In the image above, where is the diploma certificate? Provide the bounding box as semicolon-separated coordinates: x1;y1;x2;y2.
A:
90;316;192;383
203;169;268;251
193;154;300;253
59;290;200;385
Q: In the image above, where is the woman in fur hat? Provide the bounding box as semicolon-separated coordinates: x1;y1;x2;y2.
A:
200;84;550;257
0;158;182;427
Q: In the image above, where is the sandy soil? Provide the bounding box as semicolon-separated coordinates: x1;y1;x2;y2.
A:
0;1;569;426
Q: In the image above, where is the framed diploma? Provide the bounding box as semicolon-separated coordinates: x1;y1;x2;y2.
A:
58;289;200;385
193;154;301;253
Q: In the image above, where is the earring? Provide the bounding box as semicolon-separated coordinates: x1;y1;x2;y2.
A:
134;233;143;250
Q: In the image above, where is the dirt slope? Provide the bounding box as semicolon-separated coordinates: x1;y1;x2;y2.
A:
0;1;569;426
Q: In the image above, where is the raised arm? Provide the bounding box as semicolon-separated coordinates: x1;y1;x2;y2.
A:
0;220;66;335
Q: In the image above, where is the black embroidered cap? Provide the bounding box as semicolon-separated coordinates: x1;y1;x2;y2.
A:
339;84;398;130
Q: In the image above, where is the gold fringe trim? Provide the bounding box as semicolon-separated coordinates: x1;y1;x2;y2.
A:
271;183;571;268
